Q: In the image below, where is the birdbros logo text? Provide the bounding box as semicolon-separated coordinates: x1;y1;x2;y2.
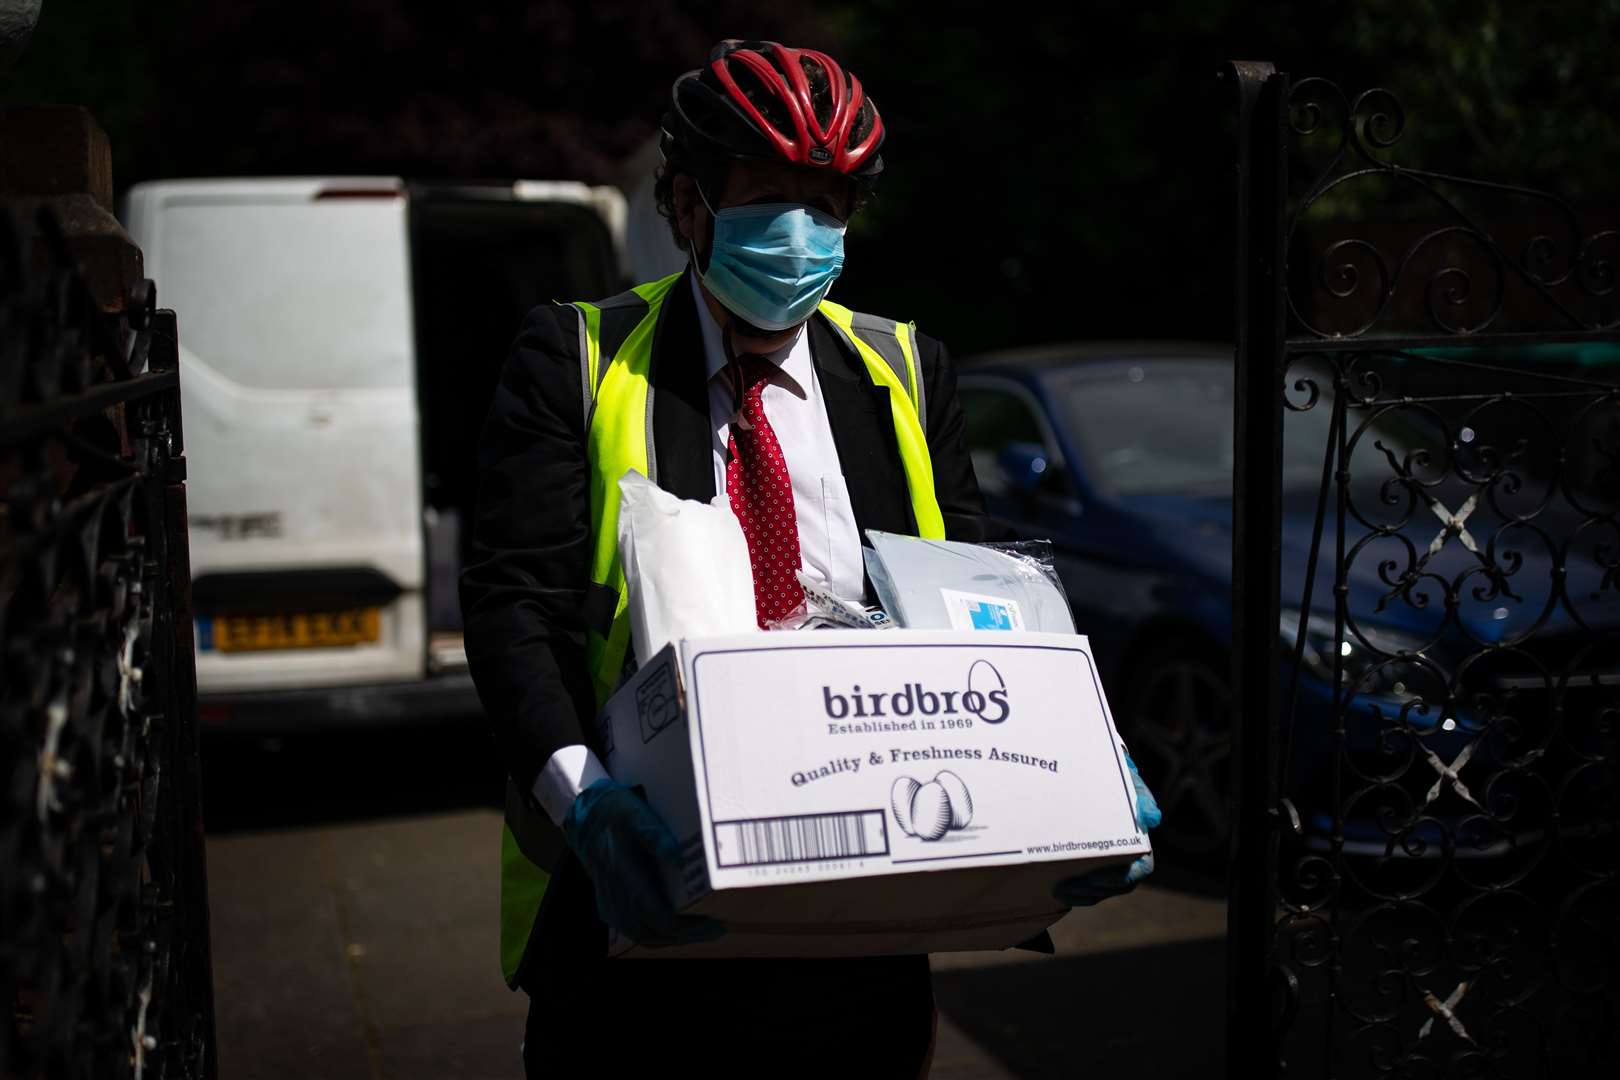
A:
822;659;1009;731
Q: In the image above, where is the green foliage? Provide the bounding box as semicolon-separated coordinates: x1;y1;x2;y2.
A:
3;0;1613;354
830;0;1619;351
1;1;833;186
1338;0;1620;199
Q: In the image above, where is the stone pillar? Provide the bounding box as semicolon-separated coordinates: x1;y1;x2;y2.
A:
2;0;142;315
0;104;144;312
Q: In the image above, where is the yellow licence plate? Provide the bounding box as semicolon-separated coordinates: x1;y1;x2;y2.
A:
210;608;381;653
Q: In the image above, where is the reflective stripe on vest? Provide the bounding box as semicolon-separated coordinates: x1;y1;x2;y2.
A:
817;300;945;540
498;274;944;985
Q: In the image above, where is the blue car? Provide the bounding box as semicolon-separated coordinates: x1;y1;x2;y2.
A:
957;342;1616;866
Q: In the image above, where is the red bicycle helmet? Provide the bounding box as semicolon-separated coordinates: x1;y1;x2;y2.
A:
663;39;885;184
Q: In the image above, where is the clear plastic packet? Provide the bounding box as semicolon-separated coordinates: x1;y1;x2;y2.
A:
977;539;1072;616
766;570;897;631
862;531;1075;633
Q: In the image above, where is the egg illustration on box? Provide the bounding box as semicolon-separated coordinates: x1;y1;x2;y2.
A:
936;770;974;829
891;777;920;835
910;782;953;841
891;771;974;842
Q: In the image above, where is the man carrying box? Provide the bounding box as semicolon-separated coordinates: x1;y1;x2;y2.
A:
461;38;1161;1077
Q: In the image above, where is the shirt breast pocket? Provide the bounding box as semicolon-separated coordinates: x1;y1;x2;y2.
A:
817;474;864;603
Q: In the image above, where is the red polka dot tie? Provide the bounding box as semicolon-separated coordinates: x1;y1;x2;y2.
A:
725;354;805;628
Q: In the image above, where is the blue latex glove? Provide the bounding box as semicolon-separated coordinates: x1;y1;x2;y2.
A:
562;778;726;947
1052;751;1163;907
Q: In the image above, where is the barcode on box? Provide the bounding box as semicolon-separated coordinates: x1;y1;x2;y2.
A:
713;810;888;868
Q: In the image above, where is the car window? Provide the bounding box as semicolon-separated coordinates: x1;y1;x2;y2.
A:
960;386;1051;496
1051;364;1235;496
1047;359;1425;497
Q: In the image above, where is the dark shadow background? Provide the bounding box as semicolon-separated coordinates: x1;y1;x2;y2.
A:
932;938;1227;1075
6;6;1617;1075
7;0;1618;355
197;726;505;832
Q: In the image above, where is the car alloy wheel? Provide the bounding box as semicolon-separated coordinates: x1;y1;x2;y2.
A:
1121;650;1235;863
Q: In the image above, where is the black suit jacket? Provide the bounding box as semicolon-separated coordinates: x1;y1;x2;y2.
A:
462;269;1003;797
461;271;1008;972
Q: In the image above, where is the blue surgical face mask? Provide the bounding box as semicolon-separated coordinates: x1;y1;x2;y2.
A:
696;189;847;332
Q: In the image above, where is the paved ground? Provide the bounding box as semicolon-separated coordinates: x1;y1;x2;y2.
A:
202;729;1226;1079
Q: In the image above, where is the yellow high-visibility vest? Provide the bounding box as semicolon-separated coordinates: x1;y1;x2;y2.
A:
498;271;945;985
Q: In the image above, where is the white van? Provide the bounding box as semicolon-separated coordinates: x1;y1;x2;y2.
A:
124;177;626;729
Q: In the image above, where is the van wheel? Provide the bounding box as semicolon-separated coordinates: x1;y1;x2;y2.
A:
1117;637;1234;866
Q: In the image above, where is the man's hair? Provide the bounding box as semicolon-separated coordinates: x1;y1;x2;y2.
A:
651;145;721;254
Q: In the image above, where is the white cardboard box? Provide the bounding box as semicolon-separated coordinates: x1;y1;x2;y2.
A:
596;630;1150;958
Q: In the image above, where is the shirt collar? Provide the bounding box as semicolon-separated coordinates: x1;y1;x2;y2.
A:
690;270;810;399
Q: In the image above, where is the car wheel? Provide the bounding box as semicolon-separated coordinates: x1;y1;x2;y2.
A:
1118;638;1234;865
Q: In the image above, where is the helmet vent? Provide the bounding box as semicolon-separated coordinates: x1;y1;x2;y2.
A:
733;61;795;139
800;55;836;130
670;40;885;182
849;98;876;148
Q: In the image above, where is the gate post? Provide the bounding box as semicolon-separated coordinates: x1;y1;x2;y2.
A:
1226;60;1287;1080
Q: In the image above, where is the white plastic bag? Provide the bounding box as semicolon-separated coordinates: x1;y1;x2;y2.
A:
617;470;757;664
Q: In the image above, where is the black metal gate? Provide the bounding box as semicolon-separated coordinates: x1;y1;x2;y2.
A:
1229;64;1620;1077
1;205;216;1078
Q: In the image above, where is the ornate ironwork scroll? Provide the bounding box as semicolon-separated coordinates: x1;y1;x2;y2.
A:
1283;78;1618;341
1;204;216;1078
1231;67;1619;1079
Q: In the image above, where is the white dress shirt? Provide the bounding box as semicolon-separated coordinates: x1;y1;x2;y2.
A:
691;274;866;604
532;273;866;825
